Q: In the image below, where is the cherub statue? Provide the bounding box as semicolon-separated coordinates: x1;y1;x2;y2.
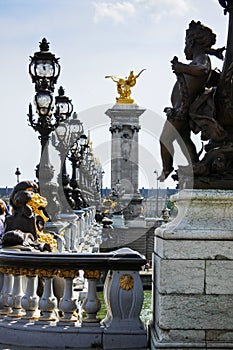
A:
2;181;58;251
105;69;146;103
158;20;226;181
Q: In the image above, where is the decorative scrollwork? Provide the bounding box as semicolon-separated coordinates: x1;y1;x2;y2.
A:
119;274;134;291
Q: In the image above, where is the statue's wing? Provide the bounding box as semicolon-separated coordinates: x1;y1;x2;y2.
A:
105;75;120;79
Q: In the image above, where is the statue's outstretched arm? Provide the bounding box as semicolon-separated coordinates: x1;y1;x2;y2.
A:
171;57;209;77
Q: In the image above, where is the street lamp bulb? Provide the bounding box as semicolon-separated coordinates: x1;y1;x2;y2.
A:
34;91;53;116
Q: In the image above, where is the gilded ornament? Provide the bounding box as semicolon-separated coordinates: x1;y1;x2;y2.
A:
37;231;57;251
35;268;60;277
27;192;57;251
105;69;146;104
0;266;15;275
19;268;38;277
84;270;102;279
58;270;79;278
119;274;134;291
0;266;7;274
27;193;49;223
9;267;22;275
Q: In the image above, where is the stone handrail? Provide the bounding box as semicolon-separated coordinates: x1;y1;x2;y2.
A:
0;247;147;349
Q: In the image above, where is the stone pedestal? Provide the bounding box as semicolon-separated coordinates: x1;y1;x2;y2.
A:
150;189;233;349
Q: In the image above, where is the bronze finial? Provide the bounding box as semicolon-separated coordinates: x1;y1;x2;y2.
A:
39;38;50;52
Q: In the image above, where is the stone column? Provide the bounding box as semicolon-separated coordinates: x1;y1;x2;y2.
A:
150;189;233;349
106;104;145;196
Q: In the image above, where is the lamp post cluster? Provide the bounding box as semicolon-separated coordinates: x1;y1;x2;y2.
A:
28;38;103;218
67;130;103;209
52;112;103;211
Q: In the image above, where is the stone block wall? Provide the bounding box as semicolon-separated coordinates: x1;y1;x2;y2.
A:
150;190;233;349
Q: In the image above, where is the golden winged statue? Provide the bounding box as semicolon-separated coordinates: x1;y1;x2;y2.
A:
105;69;146;104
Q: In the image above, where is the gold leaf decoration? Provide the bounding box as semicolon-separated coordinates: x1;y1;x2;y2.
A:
20;268;38;277
58;270;79;278
119;274;134;291
35;268;60;277
84;270;102;279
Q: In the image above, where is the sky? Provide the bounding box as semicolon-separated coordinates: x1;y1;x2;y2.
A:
0;0;229;190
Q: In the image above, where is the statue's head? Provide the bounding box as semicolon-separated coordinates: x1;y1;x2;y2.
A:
10;180;39;209
10;180;48;222
185;20;216;59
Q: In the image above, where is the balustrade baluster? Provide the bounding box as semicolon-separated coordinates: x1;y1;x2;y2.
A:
101;270;112;328
78;210;85;243
58;270;79;325
21;269;39;321
70;222;78;252
83;208;90;236
0;267;13;316
64;224;72;252
82;270;101;325
38;270;58;324
7;268;25;318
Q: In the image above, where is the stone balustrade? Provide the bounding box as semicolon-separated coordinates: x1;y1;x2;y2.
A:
0;247;147;349
52;206;102;253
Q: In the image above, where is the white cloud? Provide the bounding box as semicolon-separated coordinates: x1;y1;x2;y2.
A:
92;0;193;25
93;1;136;24
133;0;192;22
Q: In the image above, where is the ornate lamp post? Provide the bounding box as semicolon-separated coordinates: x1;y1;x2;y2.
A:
68;134;89;210
29;37;60;93
55;86;73;122
28;38;62;220
62;113;89;210
52;112;83;212
15;168;21;184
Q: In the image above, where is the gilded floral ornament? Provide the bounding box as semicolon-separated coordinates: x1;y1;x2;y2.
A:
119;274;134;291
